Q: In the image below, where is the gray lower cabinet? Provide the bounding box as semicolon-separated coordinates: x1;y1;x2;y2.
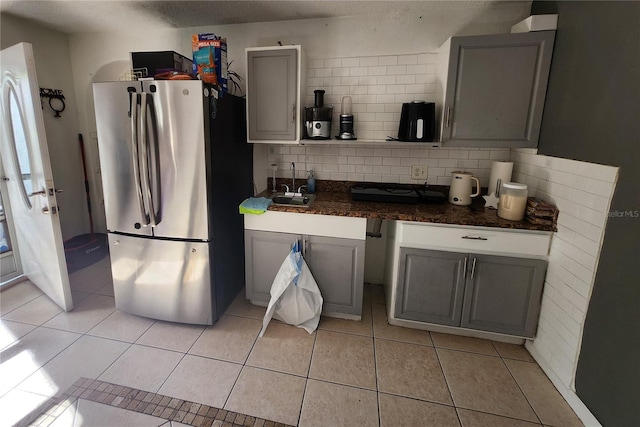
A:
395;248;467;326
244;229;296;303
461;254;547;337
244;229;364;316
395;247;547;338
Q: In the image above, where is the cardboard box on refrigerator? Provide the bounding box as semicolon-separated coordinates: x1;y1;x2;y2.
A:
192;33;228;94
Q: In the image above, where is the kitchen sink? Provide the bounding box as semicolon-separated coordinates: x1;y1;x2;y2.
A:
269;193;315;207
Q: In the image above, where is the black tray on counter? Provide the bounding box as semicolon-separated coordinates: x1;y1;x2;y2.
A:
350;183;446;204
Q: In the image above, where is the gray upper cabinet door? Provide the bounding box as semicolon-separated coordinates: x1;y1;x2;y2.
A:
247;47;298;142
461;254;547;338
244;229;298;304
304;235;365;317
395;248;467;326
440;31;555;148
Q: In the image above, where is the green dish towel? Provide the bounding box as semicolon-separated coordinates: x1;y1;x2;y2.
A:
239;197;273;215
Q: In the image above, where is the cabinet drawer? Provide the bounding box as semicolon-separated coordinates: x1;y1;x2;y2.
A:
398;222;551;257
244;211;366;240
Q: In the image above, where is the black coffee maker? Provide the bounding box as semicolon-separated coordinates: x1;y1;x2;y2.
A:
397;101;435;142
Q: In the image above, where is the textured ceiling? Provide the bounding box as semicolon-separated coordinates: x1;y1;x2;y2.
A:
0;0;530;34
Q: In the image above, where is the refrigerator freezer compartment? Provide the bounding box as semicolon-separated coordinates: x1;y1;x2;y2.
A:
108;234;214;325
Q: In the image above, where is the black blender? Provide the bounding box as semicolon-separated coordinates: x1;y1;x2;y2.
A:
336;95;356;140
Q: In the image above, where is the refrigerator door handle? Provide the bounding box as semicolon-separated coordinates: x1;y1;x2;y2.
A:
130;92;149;226
146;93;161;226
138;92;155;227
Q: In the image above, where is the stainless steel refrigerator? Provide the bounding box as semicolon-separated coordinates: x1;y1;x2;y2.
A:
93;80;252;325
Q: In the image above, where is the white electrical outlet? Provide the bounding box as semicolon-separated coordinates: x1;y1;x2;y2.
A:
411;165;428;179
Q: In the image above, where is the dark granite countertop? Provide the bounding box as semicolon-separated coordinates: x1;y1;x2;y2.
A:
258;180;555;232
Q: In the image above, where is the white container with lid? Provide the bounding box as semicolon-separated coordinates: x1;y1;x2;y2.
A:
498;182;528;221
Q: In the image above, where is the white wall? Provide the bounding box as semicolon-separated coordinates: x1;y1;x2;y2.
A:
1;13;88;240
511;148;618;393
66;4;530;229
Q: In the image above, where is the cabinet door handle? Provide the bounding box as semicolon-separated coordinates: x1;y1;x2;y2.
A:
470;257;477;280
462;236;488;241
292;104;296;124
462;256;468;280
302;238;308;257
445;106;452;128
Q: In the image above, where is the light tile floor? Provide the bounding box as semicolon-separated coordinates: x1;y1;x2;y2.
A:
0;256;584;426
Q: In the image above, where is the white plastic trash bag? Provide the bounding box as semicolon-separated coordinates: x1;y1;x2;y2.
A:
259;240;323;337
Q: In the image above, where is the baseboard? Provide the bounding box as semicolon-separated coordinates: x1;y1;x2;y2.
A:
526;343;602;427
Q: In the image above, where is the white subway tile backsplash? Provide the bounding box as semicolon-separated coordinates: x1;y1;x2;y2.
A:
406;64;427;74
359;56;379;67
357;76;377;86
397;74;416;85
324;58;342;68
386;65;407;75
375;94;396;103
350;66;368;76
398;55;418;65
368;85;387;94
364;157;383;166
309;58;324;68
315;68;332;77
511;151;619;392
378;56;398;66
368;66;388;75
341;57;360;68
468;150;490;159
584;177;616;198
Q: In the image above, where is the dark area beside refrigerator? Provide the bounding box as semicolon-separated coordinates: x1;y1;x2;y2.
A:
206;93;253;321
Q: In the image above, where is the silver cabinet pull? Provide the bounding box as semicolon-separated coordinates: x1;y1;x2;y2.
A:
462;236;488;241
29;190;47;197
462;256;468;280
445;106;452;128
470;257;477;280
302;238;308;257
292;104;296;124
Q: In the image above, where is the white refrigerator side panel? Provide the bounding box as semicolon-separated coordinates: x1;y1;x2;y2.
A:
108;234;213;325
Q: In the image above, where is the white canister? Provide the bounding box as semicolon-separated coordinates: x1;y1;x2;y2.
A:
497;182;528;221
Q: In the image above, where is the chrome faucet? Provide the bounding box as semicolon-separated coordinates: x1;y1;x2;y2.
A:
291;162;295;192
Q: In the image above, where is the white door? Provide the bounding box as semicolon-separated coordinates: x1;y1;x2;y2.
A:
0;43;72;311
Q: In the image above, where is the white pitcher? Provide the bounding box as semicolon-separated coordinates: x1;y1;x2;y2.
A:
449;171;480;206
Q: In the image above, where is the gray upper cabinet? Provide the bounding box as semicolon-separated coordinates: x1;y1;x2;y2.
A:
246;46;303;144
436;31;555;148
395;248;466;326
461;254;547;337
